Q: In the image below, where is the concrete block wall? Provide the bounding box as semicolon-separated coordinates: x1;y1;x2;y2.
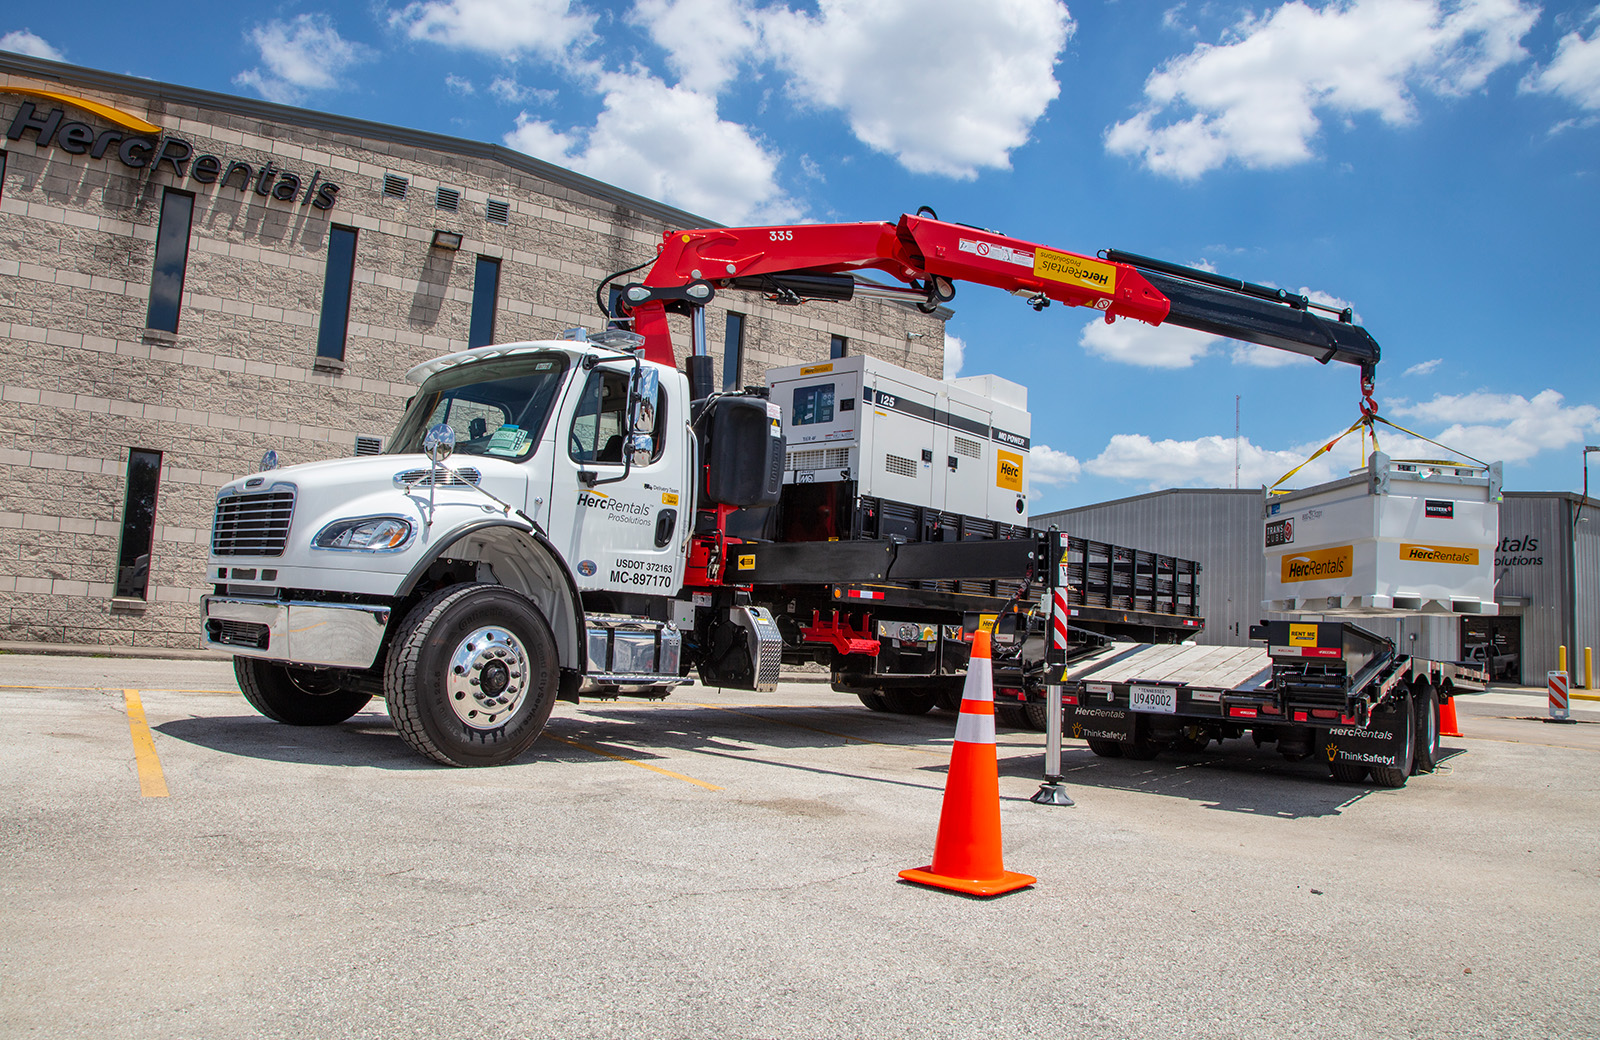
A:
0;59;946;649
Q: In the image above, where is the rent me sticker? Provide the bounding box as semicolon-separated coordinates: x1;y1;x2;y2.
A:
1289;624;1318;646
1034;248;1116;294
1280;545;1354;583
1400;544;1479;565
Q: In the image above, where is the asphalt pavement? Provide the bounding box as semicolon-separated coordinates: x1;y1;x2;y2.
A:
1;653;1596;1039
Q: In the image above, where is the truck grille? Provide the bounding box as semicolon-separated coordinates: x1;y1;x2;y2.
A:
207;618;270;650
212;487;295;557
394;467;481;487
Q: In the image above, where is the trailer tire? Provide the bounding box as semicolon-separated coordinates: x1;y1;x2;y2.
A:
1086;738;1123;758
857;692;889;712
234;657;372;726
1367;689;1416;789
1329;760;1368;783
997;704;1031;729
1022;701;1051;732
881;690;938;715
1412;681;1440;774
1120;739;1162;761
385;583;560;767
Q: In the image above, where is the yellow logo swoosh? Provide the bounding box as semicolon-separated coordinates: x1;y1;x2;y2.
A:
5;86;161;135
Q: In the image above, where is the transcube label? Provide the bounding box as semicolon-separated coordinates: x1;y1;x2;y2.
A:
1400;543;1479;565
1280;545;1354;583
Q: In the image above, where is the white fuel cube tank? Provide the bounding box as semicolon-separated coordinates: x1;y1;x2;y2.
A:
764;355;1031;523
1263;452;1501;616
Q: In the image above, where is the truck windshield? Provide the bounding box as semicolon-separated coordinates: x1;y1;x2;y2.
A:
389;354;568;461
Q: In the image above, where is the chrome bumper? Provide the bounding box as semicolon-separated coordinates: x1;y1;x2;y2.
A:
201;595;392;669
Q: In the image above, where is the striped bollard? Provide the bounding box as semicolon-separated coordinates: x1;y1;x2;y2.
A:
1546;670;1575;724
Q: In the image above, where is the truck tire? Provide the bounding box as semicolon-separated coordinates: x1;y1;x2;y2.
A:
1412;681;1440;774
881;690;938;715
857;692;889;712
996;703;1031;729
1085;738;1123;758
1368;689;1416;788
384;583;560;767
234;657;371;726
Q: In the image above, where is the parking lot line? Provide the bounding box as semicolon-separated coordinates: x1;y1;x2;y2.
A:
543;732;723;791
122;689;169;798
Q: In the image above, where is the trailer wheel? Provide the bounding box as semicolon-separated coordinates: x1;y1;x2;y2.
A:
1022;701;1051;732
1120;740;1162;761
234;657;372;726
1367;689;1416;788
1329;760;1368;783
384;583;560;767
880;690;938;715
996;704;1031;729
857;692;889;712
1085;738;1123;758
1412;681;1440;774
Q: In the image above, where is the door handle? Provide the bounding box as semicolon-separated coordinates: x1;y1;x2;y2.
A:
655;508;677;548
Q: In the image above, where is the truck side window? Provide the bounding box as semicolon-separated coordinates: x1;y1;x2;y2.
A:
568;368;665;465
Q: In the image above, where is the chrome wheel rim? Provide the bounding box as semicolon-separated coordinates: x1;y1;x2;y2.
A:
445;626;531;730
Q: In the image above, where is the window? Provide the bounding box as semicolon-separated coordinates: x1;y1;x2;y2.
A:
316;225;358;360
114;448;163;600
389;354;567;461
569;368;665;465
469;256;500;349
607;285;624;329
830;334;848;359
0;150;7;197
145;189;193;333
723;311;746;391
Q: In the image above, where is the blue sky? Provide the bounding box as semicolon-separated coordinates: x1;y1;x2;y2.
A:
4;0;1598;513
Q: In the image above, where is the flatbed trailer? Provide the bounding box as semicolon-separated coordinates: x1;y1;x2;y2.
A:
1056;619;1488;787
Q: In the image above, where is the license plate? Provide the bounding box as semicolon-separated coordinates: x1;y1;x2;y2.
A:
1129;685;1177;714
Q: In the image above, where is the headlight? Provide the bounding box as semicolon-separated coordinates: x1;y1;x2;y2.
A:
312;516;413;552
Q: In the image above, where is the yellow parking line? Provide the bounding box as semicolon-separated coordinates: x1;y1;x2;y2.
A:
122;690;169;798
544;733;722;791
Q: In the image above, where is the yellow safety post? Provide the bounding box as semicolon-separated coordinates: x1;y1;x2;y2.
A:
1559;645;1568;675
1587;647;1594;690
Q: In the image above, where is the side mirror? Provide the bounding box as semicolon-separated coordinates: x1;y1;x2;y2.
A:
422;422;456;463
630;367;659;434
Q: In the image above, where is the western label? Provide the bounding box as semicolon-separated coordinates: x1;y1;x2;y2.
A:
996;450;1024;492
1289;624;1318;646
1424;500;1454;519
1400;543;1479;565
1280;545;1354;583
1033;248;1116;294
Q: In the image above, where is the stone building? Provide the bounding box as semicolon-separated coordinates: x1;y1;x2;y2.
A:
0;53;946;651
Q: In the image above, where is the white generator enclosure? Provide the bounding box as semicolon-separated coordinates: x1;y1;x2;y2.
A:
765;356;1031;523
1263;452;1502;616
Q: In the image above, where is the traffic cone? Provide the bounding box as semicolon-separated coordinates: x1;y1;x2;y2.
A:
899;630;1036;897
1439;692;1464;738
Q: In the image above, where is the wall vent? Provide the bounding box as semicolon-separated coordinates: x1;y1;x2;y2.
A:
382;174;410;199
485;198;510;225
436;187;461;212
355;435;383;456
954;435;982;459
884;454;917;478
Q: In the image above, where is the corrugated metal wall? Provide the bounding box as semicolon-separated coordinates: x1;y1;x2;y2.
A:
1577;495;1600;689
1499;493;1600;688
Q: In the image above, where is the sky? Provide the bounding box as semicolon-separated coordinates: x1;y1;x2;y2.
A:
3;0;1598;514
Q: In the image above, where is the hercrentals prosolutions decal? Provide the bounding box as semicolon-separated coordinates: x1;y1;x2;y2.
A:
4;86;341;210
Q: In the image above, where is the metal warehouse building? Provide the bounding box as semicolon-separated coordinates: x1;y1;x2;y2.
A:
1036;488;1600;687
0;53;946;652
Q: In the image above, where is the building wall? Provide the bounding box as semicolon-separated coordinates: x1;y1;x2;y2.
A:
0;55;946;650
1499;493;1600;687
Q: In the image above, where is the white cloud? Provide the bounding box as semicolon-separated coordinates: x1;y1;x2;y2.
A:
445;74;476;95
490;76;557;104
1080;317;1224;368
1107;0;1540;179
1521;8;1600;110
760;0;1075;177
1029;444;1083;491
1084;432;1335;489
0;29;62;60
1389;389;1600;462
235;15;369;104
504;71;799;223
391;0;596;60
632;0;760;94
1403;357;1443;376
943;333;966;379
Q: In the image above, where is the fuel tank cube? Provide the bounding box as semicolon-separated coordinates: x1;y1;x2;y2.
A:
1262;452;1501;616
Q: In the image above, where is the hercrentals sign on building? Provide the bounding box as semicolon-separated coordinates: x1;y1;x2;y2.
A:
4;86;341;210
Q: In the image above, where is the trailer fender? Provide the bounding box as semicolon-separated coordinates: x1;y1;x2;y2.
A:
397;520;585;674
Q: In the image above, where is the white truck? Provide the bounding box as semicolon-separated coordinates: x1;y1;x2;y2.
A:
199;210;1388;767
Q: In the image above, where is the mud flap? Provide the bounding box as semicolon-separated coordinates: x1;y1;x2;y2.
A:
1319;717;1408;776
1065;704;1136;744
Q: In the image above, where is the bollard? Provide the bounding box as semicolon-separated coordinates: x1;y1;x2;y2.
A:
1587;647;1593;691
1546;670;1575;724
1559;645;1568;675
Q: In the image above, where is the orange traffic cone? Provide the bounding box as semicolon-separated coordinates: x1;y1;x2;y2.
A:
899;630;1036;897
1439;693;1464;738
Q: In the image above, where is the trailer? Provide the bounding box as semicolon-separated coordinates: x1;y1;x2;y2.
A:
1058;619;1489;786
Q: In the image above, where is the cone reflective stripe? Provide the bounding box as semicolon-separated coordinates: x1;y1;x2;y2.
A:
899;630;1036;897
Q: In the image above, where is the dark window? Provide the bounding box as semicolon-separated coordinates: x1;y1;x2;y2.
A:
114;448;163;600
830;334;848;359
316;225;358;360
569;367;665;465
469;256;500;348
0;151;7;197
723;311;746;391
145;189;193;333
607;285;624;329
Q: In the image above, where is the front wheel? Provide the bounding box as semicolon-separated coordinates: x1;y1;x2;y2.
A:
235;657;371;725
385;584;560;767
